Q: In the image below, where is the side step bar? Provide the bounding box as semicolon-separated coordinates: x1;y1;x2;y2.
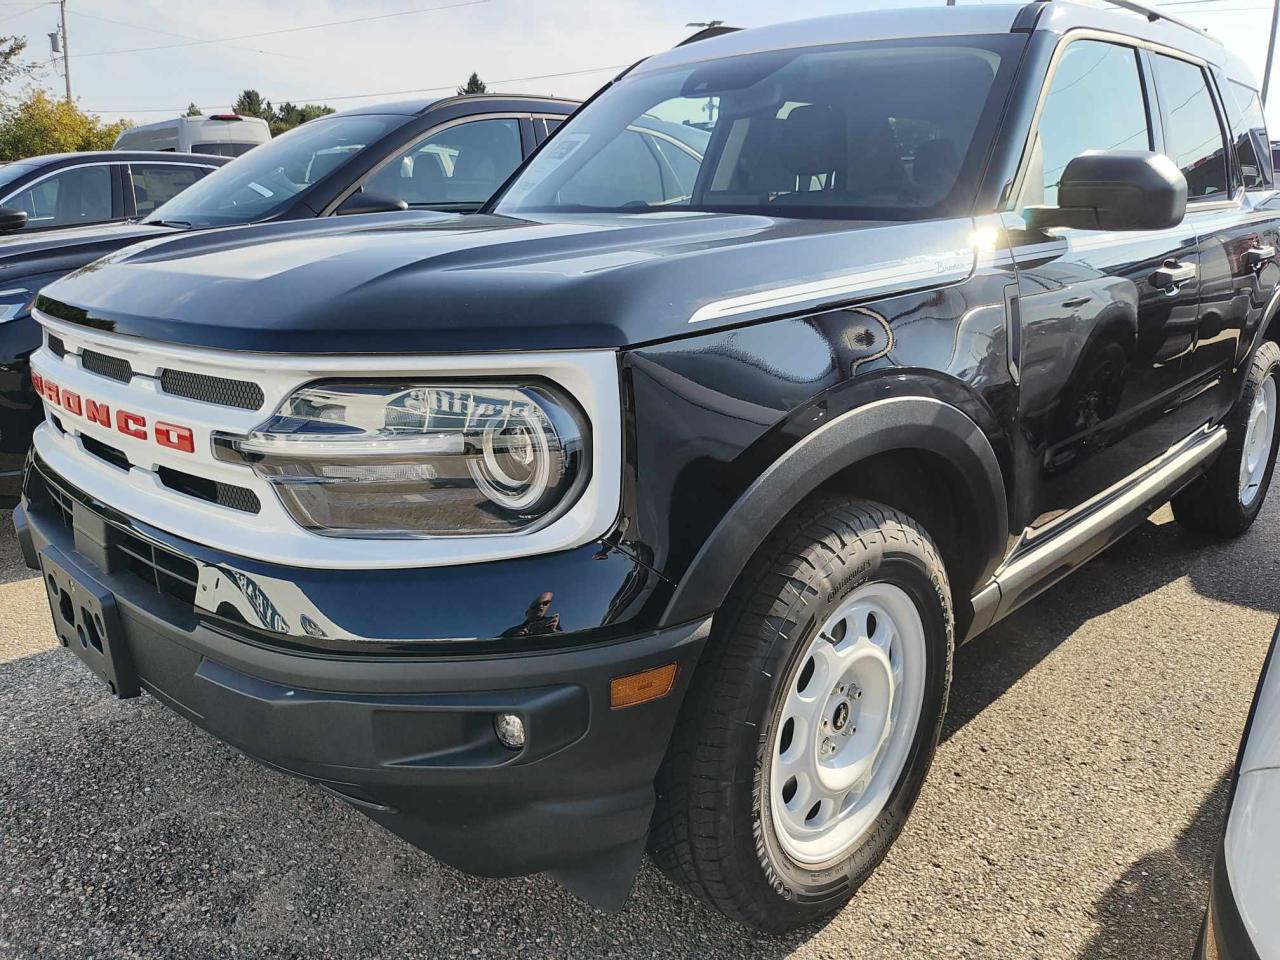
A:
968;425;1227;637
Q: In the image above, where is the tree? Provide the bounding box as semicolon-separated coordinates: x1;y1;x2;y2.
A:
0;90;131;160
456;72;486;96
233;89;273;122
0;35;35;103
270;101;334;137
184;102;202;117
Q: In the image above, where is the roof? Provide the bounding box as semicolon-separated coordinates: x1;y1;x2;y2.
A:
634;1;1226;76
3;150;229;166
332;93;580;119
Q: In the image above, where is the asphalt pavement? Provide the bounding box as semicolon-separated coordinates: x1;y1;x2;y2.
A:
1;498;1276;960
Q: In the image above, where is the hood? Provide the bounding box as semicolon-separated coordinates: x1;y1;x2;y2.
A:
0;221;175;280
38;209;979;353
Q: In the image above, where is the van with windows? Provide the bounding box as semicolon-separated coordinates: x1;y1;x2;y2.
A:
112;114;271;158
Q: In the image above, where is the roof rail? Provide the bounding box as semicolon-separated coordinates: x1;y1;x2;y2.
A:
1028;0;1211;36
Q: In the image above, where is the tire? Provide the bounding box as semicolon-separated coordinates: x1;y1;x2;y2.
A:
648;496;953;931
1172;341;1280;538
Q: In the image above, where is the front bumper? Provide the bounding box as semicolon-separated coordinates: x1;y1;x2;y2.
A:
17;460;710;906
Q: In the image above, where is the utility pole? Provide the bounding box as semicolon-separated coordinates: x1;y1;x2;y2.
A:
1265;0;1279;104
58;0;70;103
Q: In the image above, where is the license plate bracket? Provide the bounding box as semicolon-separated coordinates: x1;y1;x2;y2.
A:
39;545;139;698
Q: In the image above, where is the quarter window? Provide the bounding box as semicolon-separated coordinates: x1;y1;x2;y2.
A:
1223;79;1272;189
1151;54;1229;199
3;164;113;228
364;118;522;207
1027;40;1151;209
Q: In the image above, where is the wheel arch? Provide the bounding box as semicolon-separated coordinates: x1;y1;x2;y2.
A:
659;395;1010;634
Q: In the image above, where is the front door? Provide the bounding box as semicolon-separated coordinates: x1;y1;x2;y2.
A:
1008;37;1207;531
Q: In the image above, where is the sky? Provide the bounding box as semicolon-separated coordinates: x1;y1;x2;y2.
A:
0;0;1271;127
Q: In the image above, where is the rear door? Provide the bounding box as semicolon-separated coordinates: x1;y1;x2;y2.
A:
1174;64;1280;433
1008;37;1206;529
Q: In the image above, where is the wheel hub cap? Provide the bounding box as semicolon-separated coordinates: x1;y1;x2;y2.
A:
1240;377;1277;508
768;581;927;865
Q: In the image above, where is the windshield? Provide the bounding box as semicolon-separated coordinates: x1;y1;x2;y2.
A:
495;35;1020;221
0;162;38;197
146;114;403;226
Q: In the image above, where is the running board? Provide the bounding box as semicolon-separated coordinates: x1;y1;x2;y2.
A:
968;425;1227;637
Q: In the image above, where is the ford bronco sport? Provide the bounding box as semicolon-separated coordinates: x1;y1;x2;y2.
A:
13;0;1280;932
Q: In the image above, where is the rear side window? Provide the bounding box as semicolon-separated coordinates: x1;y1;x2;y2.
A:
1223;79;1272;189
130;164;207;216
1026;40;1151;209
1151;54;1229;200
3;164;113;228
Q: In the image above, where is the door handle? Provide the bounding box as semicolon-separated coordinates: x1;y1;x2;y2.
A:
1149;261;1197;290
1245;245;1277;269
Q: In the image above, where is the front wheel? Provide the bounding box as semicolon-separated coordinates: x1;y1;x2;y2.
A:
1173;341;1280;538
649;497;953;931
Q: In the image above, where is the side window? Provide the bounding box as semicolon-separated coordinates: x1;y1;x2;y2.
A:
130;164;207;216
542;118;563;136
1151;54;1229;200
1026;40;1151;209
3;165;113;228
1223;79;1272;189
364;118;522;207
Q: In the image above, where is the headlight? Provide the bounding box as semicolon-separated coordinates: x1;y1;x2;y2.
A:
214;380;590;538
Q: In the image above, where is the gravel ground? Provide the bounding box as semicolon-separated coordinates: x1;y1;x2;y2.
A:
1;499;1276;960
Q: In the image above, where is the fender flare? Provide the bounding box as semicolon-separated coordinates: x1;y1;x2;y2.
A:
659;395;1009;627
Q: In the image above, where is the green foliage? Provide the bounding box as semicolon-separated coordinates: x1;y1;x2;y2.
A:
456;72;487;96
270;101;335;137
0;90;132;161
233;88;334;136
183;102;202;117
0;35;34;99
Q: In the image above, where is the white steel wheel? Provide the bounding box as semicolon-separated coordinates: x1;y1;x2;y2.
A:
768;580;927;865
1239;376;1277;508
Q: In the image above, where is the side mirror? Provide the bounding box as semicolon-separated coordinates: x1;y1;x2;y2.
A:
1024;150;1187;232
335;190;409;216
0;206;28;232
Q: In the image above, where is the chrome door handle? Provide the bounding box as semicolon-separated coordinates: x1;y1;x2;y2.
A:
1245;245;1277;269
1149;261;1197;289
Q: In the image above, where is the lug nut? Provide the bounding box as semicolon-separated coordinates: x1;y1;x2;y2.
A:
821;737;836;755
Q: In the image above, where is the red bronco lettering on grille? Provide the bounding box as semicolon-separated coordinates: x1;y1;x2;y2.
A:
31;371;195;454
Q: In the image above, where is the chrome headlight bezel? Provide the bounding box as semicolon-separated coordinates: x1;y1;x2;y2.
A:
214;377;594;539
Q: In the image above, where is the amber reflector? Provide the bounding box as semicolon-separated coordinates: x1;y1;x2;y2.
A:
610;663;678;709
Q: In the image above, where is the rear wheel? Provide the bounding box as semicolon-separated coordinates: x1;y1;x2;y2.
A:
1173;341;1280;538
649;496;952;931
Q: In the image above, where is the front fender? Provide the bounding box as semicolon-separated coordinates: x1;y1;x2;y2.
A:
659;395;1009;626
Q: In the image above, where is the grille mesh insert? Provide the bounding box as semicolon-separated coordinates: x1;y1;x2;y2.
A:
81;349;133;383
159;368;265;411
47;335;66;358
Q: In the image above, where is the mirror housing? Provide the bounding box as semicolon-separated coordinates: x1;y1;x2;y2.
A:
336;191;409;216
0;206;28;232
1024;150;1187;232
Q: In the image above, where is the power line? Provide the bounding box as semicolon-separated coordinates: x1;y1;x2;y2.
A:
87;63;627;115
74;0;490;58
65;8;306;60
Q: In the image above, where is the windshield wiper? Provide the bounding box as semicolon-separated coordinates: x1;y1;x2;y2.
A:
146;219;193;229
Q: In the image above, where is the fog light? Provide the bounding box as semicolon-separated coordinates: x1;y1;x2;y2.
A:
494;712;526;750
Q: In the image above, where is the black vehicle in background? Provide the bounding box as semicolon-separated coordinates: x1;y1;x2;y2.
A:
0;95;581;503
0;151;230;498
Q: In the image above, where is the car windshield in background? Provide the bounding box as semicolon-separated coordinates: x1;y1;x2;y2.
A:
495;35;1020;221
0;162;38;196
145;114;403;227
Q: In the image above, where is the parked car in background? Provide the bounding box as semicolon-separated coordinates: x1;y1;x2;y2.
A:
0;95;581;503
14;0;1280;932
0;151;230;499
113;114;271;158
1199;621;1280;960
0;151;226;232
